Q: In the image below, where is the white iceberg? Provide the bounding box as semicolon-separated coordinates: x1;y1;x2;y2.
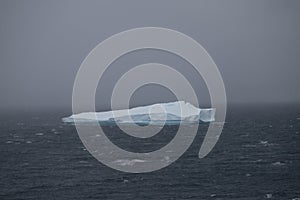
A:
62;101;215;125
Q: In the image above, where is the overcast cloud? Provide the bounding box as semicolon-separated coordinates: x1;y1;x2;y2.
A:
0;0;299;111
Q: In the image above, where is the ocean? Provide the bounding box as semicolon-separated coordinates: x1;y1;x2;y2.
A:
1;105;299;199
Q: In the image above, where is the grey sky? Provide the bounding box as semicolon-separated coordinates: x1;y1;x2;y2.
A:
0;0;299;111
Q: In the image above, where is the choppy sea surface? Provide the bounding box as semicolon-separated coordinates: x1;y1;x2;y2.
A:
1;105;299;200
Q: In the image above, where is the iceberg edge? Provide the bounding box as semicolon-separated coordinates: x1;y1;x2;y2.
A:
62;101;215;125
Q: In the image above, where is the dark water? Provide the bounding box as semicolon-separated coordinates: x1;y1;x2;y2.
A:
1;105;300;200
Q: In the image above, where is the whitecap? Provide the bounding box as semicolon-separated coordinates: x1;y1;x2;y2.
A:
259;140;268;145
251;159;263;163
163;156;171;163
265;193;272;198
113;159;146;166
259;140;277;147
272;161;285;166
91;134;101;138
123;179;129;183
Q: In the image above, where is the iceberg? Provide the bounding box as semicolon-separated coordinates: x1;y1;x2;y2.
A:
62;101;215;125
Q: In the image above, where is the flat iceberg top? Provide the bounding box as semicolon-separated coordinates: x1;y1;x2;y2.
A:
62;101;215;124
